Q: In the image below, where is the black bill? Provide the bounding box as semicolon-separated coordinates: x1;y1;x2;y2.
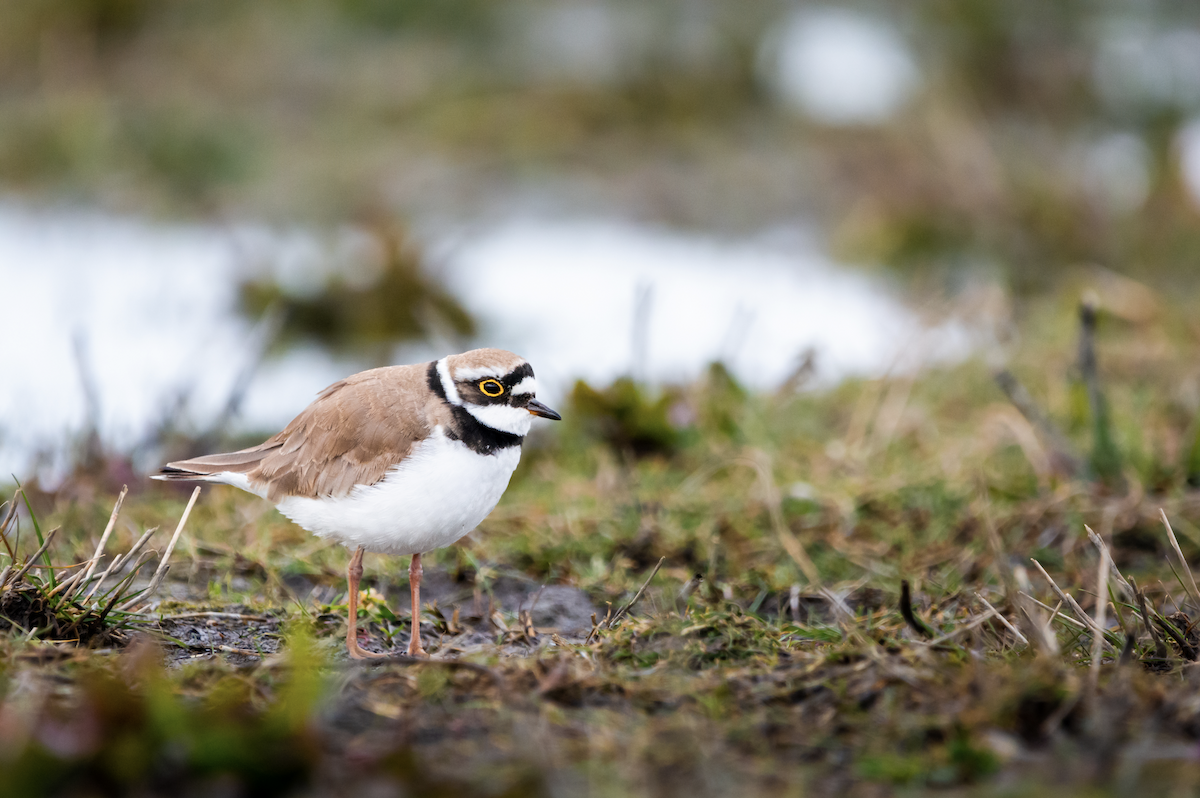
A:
526;398;562;421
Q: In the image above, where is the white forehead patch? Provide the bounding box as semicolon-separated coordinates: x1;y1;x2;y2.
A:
510;377;538;396
465;403;533;437
436;357;462;406
454;365;509;382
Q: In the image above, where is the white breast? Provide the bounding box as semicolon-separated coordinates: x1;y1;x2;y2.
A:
275;428;521;556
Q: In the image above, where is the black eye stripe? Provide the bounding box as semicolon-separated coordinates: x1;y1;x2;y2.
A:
503;363;534;388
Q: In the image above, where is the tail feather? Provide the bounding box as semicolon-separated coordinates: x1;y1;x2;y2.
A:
153;466;210;482
152;443;279;482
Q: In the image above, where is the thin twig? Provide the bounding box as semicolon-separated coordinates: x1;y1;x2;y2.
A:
1132;577;1168;661
519;584;547;641
608;557;664;628
202;644;263;657
1047;600;1064;630
921;609;998;647
101;552;155;621
523;584;547;619
1085;525;1131;596
45;564;90;598
746;452;821;586
1161;509;1200;610
1020;593;1086;630
900;580;934;638
1078;296;1123;487
994;369;1081;477
1089;542;1110;689
10;527;60;585
820;587;857;626
117;487;199;611
975;593;1029;646
69;485;127;600
1017;596;1061;655
0;499;18;561
155;612;276;622
1030;558;1114;650
980;497;1015;604
84;526;158;602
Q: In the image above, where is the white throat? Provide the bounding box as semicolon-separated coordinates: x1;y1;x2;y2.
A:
465;403;533;436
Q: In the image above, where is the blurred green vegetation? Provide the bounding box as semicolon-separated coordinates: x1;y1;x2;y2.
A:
567;377;687;457
239;221;475;355
2;0;1199;292
2;641;320;796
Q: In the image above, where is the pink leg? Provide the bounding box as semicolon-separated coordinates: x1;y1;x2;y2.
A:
408;553;428;657
346;546;385;659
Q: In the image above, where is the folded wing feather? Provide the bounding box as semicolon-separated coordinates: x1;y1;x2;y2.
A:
156;364;438;503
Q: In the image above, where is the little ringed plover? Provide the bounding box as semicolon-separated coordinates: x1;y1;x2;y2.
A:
153;348;561;658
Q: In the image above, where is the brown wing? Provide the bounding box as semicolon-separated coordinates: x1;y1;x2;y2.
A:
247;364;436;501
162;363;437;502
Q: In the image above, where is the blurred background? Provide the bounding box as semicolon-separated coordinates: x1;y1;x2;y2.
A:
3;0;1200;483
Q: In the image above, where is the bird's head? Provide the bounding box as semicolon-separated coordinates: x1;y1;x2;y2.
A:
435;348;561;436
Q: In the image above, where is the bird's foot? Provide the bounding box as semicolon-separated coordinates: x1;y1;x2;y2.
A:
347;637;388;660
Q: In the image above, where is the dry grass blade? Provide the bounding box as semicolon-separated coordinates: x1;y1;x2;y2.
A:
1160;509;1200;610
608;556;664;628
980;499;1016;603
45;564;90;598
820;587;857;626
974;593;1029;647
0;499;18;561
1132;577;1168;662
744;451;821;586
69;485;127;600
1030;558;1114;651
1089;542;1110;690
523;584;547;618
675;451;820;587
921;609;998;647
118;487;200;612
157;612;275;621
10;527;60;585
1016;594;1061;655
1019;592;1086;630
84;525;158;602
993;369;1082;477
100;552;156;620
1085;525;1131;596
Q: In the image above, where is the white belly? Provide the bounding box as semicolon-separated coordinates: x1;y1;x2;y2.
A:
275;429;521;556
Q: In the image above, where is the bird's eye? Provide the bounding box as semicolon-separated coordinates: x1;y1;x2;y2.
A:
479;379;505;397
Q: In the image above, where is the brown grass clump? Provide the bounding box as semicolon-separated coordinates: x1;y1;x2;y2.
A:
0;485;198;648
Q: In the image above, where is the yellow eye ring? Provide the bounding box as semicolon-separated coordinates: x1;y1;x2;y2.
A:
479;379;505;397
